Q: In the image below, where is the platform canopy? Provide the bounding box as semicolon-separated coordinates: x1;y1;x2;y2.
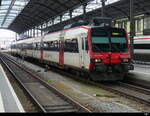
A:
0;0;150;34
1;0;90;33
0;0;30;29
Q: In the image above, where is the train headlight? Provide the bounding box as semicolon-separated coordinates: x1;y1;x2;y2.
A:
122;58;129;63
95;59;102;63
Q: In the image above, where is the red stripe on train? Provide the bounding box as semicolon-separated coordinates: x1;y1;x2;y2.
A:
134;38;150;40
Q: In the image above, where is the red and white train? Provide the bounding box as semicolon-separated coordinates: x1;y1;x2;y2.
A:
11;24;134;81
134;35;150;62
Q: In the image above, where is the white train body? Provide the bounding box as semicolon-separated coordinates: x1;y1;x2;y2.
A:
134;36;150;54
134;35;150;62
11;25;133;81
12;26;90;69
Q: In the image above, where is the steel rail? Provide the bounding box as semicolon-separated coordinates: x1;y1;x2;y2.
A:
4;53;150;108
0;57;47;113
0;54;92;113
11;54;150;107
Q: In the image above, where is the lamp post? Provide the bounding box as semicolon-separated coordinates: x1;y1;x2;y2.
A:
101;0;107;17
130;0;135;59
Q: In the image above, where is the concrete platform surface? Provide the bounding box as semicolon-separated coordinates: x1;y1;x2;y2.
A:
5;53;150;112
126;64;150;88
0;64;24;112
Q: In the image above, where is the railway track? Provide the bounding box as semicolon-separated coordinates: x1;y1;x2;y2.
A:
3;53;150;108
0;54;92;113
99;82;150;106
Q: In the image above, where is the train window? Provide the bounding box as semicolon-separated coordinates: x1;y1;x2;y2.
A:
85;38;89;51
134;44;150;49
64;39;78;53
54;41;58;48
64;39;71;52
43;41;59;51
34;43;41;50
33;43;36;49
43;42;49;50
27;43;33;50
82;38;84;50
72;39;79;53
23;44;27;49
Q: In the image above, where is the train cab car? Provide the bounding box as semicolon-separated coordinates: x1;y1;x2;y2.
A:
83;26;134;81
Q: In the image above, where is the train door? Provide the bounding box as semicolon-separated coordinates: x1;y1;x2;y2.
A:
40;37;44;60
79;34;90;69
32;36;43;59
59;31;65;67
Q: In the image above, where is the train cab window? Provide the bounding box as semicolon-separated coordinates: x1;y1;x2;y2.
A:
111;30;128;52
91;28;110;53
92;37;110;53
91;28;128;53
55;40;59;51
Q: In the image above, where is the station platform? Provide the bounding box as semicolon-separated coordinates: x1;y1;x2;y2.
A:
126;64;150;88
0;64;24;112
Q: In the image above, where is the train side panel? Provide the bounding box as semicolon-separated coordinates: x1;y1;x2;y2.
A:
42;31;60;64
64;28;89;69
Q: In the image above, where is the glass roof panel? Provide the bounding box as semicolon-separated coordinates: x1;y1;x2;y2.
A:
1;0;11;5
1;5;10;9
9;10;19;14
0;0;30;28
0;9;7;12
12;5;24;9
45;0;121;29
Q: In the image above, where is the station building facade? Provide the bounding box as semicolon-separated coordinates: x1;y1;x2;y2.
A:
114;14;150;36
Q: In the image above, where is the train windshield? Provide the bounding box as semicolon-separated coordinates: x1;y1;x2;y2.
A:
91;28;128;53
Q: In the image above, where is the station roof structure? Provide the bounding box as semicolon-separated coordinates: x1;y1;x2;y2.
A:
0;0;91;33
0;0;30;29
0;0;150;34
